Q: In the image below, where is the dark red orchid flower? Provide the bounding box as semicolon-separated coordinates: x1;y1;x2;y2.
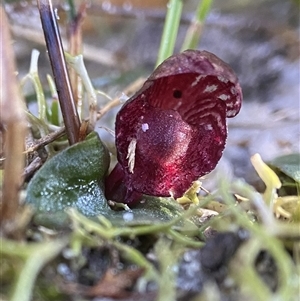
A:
105;50;242;205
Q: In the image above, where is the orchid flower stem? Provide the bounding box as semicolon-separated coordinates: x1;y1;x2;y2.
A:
181;0;213;51
156;0;183;67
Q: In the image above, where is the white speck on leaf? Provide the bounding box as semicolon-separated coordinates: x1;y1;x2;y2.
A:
123;212;134;221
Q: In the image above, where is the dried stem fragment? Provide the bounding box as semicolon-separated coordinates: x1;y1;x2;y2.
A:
68;2;86;108
0;7;27;232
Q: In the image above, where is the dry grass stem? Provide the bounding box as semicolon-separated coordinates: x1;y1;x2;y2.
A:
0;7;27;231
96;77;145;120
10;24;119;67
68;3;86;107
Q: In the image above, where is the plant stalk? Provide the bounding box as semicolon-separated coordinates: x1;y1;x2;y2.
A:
156;0;183;67
38;0;80;144
181;0;213;51
0;7;27;231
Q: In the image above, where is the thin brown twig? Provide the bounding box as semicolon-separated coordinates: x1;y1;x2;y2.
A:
24;127;66;154
23;157;44;180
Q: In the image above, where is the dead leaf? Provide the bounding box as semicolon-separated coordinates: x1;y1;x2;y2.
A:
60;267;144;298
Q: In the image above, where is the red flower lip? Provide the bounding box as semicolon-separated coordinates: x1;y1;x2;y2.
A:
105;50;242;204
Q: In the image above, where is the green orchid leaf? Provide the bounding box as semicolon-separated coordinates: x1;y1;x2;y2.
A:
104;196;185;226
26;132;192;229
268;154;300;183
130;196;198;231
26;132;110;226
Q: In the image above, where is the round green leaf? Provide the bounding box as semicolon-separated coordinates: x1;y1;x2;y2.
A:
26;132;110;219
26;132;194;229
104;196;185;226
269;153;300;183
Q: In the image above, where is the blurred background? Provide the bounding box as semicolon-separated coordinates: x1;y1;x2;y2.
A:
4;0;300;189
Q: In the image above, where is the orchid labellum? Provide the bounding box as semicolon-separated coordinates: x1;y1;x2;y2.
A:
105;50;242;205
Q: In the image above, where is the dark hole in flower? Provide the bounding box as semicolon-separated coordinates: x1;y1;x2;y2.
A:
173;89;182;99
